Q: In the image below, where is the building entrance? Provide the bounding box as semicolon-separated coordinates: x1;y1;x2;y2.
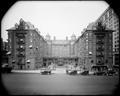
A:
43;57;78;66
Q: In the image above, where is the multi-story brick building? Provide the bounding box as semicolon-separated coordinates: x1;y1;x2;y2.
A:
7;19;47;70
94;7;119;66
75;22;114;70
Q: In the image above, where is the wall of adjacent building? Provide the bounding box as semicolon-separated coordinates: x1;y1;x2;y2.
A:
94;7;119;65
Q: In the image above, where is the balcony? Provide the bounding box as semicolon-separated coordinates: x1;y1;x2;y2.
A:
96;48;104;51
96;55;104;57
17;41;25;44
17;53;25;57
16;33;26;38
96;41;104;45
96;63;104;65
96;35;105;39
17;47;25;51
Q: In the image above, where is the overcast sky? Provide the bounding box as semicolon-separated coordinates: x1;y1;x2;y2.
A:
1;1;109;41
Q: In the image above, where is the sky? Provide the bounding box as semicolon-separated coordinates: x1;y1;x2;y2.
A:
1;1;109;41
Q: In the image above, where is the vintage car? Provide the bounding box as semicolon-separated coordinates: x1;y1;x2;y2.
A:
107;69;116;76
91;65;108;76
40;67;52;74
94;71;107;75
40;64;55;74
80;70;89;75
66;65;89;75
66;65;77;75
66;70;77;75
76;66;89;75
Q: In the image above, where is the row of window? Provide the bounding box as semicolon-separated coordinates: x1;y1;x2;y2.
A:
100;9;113;22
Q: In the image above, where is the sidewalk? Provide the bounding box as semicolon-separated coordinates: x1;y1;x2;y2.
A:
11;67;67;74
52;67;66;74
11;70;41;73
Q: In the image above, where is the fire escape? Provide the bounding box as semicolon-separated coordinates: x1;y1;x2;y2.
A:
15;19;27;69
96;36;105;65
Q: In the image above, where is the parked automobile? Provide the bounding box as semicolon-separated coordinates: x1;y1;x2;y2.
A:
94;71;107;76
66;65;77;75
89;71;95;75
77;68;84;74
40;67;52;75
66;69;77;75
91;65;108;76
107;69;116;76
80;70;89;75
1;64;12;73
112;65;119;76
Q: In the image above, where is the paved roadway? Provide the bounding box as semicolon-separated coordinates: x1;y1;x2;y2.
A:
1;72;119;95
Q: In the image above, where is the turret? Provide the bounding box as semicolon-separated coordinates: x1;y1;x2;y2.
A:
71;33;76;41
45;33;51;40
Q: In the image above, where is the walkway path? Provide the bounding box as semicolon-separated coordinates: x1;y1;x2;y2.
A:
52;67;66;74
11;65;67;74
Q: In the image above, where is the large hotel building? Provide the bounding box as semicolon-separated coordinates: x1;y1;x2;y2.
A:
7;7;119;70
74;22;114;70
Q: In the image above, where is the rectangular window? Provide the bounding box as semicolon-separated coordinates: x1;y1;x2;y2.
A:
109;9;112;17
105;14;107;20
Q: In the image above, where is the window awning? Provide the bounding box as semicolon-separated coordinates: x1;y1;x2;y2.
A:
29;45;33;48
7;52;11;55
26;60;30;63
12;60;15;62
89;52;92;55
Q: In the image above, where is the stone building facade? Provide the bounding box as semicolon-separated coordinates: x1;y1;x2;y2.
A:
44;34;77;66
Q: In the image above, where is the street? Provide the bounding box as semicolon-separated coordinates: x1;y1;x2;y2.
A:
1;73;119;95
